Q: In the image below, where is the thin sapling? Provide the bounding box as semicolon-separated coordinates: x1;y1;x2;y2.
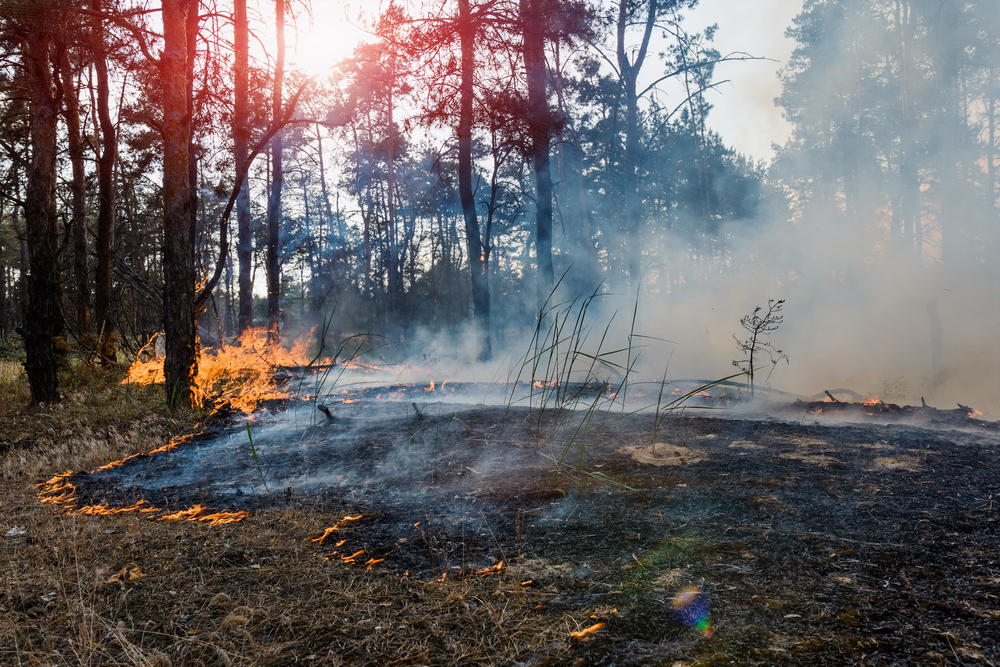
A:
733;299;789;398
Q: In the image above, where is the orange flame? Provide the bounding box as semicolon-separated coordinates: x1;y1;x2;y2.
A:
36;471;77;505
123;328;330;414
473;560;504;576
308;515;362;544
341;549;366;564
155;504;250;525
862;396;881;406
36;470;249;526
569;622;606;639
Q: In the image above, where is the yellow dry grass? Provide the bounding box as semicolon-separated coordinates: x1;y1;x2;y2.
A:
0;350;585;666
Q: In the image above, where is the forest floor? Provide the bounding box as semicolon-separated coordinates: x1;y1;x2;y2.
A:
1;358;999;666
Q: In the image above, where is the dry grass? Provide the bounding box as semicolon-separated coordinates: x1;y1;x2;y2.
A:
0;355;584;666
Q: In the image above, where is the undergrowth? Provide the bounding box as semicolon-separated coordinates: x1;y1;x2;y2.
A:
0;345;586;667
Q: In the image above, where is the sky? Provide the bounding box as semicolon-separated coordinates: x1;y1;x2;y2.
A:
683;0;803;161
287;0;806;163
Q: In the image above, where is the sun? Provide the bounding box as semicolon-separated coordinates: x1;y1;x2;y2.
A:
285;0;366;77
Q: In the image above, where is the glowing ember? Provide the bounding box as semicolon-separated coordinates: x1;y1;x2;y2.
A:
473;560;504;576
341;549;366;564
308;515;362;544
569;622;605;639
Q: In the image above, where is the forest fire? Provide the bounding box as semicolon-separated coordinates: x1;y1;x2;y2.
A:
123;328;330;413
35;456;250;525
791;391;992;427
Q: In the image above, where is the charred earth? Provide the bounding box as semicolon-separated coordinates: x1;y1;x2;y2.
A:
35;381;1000;666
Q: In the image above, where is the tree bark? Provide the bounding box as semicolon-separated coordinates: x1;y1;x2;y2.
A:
895;0;921;256
92;0;117;362
521;0;554;306
316;123;339;321
266;0;285;344
21;31;63;404
0;235;6;338
161;0;198;409
618;0;656;288
57;45;90;338
187;0;200;255
458;0;491;361
386;61;400;317
234;0;252;336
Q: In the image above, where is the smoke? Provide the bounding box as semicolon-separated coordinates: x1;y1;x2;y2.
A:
683;0;803;161
623;220;1000;416
279;0;999;419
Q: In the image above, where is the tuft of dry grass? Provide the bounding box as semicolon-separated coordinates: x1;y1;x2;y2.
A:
0;352;584;666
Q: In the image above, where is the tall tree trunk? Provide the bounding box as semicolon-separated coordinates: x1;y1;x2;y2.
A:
187;1;200;254
316;123;339;318
266;0;285;344
458;0;491;361
92;0;117;362
0;235;6;338
618;0;656;288
161;0;197;409
895;0;921;256
21;31;63;404
521;0;554;306
386;70;400;317
57;46;90;338
299;169;317;315
234;0;253;335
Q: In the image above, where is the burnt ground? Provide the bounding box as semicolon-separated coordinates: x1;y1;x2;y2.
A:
39;400;1000;665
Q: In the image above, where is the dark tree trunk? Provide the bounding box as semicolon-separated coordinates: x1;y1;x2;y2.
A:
264;0;285;343
92;0;117;362
316;124;339;320
458;0;491;361
266;0;285;344
0;236;6;338
618;0;656;288
386;73;400;317
187;1;200;254
161;0;197;409
57;46;89;338
521;0;554;305
895;0;921;256
21;31;63;404
234;0;252;336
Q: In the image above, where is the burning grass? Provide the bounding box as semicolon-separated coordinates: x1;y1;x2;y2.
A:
2;483;587;666
123;328;328;414
2;337;999;666
0;352;598;666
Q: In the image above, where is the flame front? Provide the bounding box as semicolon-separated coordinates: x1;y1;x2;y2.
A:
123;328;331;414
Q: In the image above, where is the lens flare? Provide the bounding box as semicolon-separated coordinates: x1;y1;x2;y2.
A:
670;586;713;637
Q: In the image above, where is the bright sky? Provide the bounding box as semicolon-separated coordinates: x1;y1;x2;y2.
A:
684;0;803;161
283;0;804;162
